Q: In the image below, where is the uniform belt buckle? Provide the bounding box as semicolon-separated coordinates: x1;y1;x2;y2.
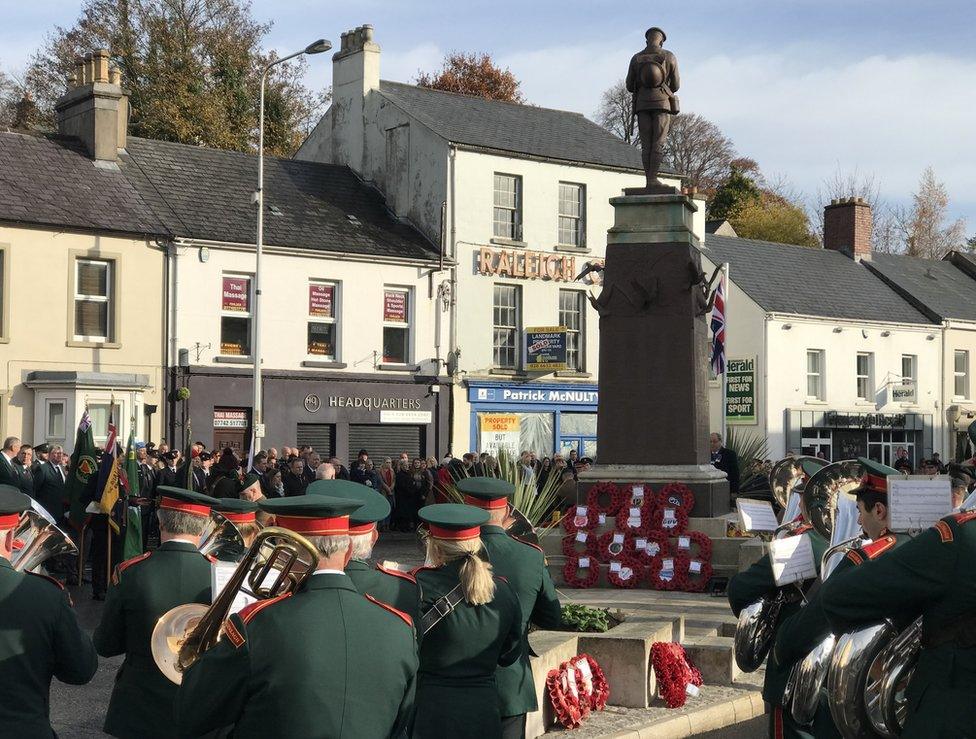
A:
433;598;452;617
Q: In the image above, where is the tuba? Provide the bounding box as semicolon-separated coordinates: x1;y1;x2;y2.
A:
151;526;319;684
11;509;79;573
197;510;247;562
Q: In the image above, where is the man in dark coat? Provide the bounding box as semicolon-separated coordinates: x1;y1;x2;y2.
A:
32;444;67;520
710;432;740;494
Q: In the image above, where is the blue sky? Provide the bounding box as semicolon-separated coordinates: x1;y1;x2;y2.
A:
2;0;974;232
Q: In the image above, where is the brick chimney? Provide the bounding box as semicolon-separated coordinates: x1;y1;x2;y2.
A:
330;25;380;173
824;197;872;259
55;49;129;166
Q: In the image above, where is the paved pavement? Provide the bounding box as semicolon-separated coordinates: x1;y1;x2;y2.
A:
49;534;761;737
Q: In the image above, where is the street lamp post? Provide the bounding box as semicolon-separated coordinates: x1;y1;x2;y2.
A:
252;38;331;452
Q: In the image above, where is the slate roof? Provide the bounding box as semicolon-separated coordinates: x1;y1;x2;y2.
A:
0;130;165;236
865;253;976;323
702;234;933;325
377;80;672;174
122;137;439;260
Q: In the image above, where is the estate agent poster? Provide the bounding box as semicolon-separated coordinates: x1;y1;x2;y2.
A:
524;326;568;372
726;357;757;424
479;414;520;457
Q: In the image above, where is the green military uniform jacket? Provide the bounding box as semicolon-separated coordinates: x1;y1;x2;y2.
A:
822;512;976;738
93;540;213;739
176;572;419;739
413;561;524;738
346;558;422;625
727;527;828;739
0;558;97;737
480;525;562;717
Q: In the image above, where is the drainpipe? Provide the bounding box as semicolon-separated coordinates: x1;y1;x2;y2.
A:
447;147;459;454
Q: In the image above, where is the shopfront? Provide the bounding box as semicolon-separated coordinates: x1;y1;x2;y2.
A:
179;368;448;464
467;381;599;458
787;409;934;467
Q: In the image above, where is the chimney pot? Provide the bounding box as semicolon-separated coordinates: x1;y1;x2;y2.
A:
363;24;374;42
109;65;121;85
56;47;128;164
824;196;873;259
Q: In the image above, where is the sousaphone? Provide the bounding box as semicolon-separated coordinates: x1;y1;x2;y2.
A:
770;456;827;511
801;459;865;541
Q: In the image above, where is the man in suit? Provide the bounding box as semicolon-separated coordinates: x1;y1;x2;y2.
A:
13;443;35;498
0;440;18;482
32;444;67;520
460;477;562;739
156;450;181;488
282;456;307;496
94;486;217;739
0;485;98;735
176;495;419;738
710;432;740;494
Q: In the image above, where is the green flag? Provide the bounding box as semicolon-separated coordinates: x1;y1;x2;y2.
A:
181;419;194;490
65;409;98;529
125;427;140;499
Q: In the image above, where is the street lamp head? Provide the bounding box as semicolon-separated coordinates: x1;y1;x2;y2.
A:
304;39;332;55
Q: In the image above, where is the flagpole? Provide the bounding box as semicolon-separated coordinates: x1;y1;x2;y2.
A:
721;263;730;443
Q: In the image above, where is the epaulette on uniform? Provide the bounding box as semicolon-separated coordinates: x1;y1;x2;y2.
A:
26;571;65;590
365;593;413;628
848;535;897;565
376;563;417;583
512;535;543;554
112;551;151;585
935;510;976;543
793;523;814;536
204;553;218;564
239;592;291;625
409;564;437;577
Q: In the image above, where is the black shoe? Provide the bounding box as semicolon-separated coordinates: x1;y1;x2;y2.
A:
92;592;106;601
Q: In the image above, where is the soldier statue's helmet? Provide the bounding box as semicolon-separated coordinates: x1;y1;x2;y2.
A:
645;26;666;42
640;60;667;89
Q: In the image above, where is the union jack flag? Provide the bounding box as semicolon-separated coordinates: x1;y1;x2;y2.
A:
710;274;726;376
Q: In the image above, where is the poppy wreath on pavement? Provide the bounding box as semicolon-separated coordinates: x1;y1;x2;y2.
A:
647;553;681;591
651;642;703;709
657;482;695;513
561;504;599;534
563;554;600;588
676;554;712;593
586;482;625;516
571;654;610;711
648;504;689;535
562;532;597;558
615;500;652;537
606;558;644;589
674;530;712;561
546;664;584;729
627;529;671;565
593;530;631;563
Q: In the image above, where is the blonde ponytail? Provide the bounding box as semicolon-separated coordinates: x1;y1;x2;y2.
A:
427;537;496;606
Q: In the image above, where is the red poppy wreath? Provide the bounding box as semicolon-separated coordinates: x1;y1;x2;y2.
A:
593;530;631;563
586;482;624;516
657;482;695;513
563;554;600;588
606;558;644;589
651;642;703;709
561;531;596;558
561;504;599;534
648;504;689;535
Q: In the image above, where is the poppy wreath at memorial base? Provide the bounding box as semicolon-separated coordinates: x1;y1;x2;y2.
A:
562;531;596;558
563;554;600;588
651;642;703;709
546;653;610;729
606;558;644;588
593;530;631;563
586;482;625;516
562;504;599;534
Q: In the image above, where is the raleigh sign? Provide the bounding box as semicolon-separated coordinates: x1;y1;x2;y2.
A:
477;247;603;283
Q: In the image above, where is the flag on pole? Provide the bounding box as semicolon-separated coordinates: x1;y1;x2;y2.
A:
66;410;97;529
122;427;143;558
95;415;126;534
181;419;194;490
124;427;139;499
710;272;727;376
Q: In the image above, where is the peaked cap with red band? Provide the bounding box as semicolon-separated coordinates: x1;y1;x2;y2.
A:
308;479;390;534
0;485;31;530
419;503;489;541
156;486;219;517
855;457;900;497
213;497;259;524
258;494;362;535
456;477;514;510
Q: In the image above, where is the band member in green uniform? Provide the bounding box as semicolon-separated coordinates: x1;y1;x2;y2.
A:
458;477;561;739
774;458;908;737
93;487;218;739
0;485;98;735
822;509;976;735
413;503;523;739
728;493;828;739
176;494;418;738
309;478;422;624
209;497;261;556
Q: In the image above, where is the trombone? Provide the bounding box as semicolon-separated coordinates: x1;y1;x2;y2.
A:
151;526;319;684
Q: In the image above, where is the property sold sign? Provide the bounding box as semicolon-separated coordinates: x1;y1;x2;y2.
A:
725;357;756;424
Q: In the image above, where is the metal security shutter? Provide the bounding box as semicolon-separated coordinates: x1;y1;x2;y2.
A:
348;424;423;463
296;424;336;458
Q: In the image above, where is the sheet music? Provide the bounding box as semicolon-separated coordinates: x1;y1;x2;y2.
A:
211;561;256;615
736;498;779;532
887;476;952;532
769;535;817;586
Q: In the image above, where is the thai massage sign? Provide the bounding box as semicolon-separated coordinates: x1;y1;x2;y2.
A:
384;290;407;322
308;283;334;317
222;276;250;312
725;357;756;424
477;247;603;283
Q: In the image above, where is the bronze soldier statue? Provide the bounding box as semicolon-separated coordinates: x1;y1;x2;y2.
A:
626;26;680;193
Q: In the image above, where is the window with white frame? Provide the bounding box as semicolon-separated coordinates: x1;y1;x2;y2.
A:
559;289;585;371
493;173;522;240
74;258;113;341
493;284;521;369
307;281;338;360
558;182;585;247
856;352;874;401
220;274;252;356
0;248;6;339
46;399;66;440
954;350;970;398
901;354;917;385
382;288;411;364
88;401;122;444
806;349;824;400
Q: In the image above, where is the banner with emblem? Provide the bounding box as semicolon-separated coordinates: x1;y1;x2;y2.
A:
66;409;97;529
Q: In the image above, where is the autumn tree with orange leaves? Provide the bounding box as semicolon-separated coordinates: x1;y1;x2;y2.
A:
416;52;524;102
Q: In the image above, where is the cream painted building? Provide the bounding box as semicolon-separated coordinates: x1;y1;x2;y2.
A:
298;23;707;457
0;51;168;450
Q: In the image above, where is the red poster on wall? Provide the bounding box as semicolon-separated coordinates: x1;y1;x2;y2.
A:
309;283;334;317
222;276;250;312
384;290;407;322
